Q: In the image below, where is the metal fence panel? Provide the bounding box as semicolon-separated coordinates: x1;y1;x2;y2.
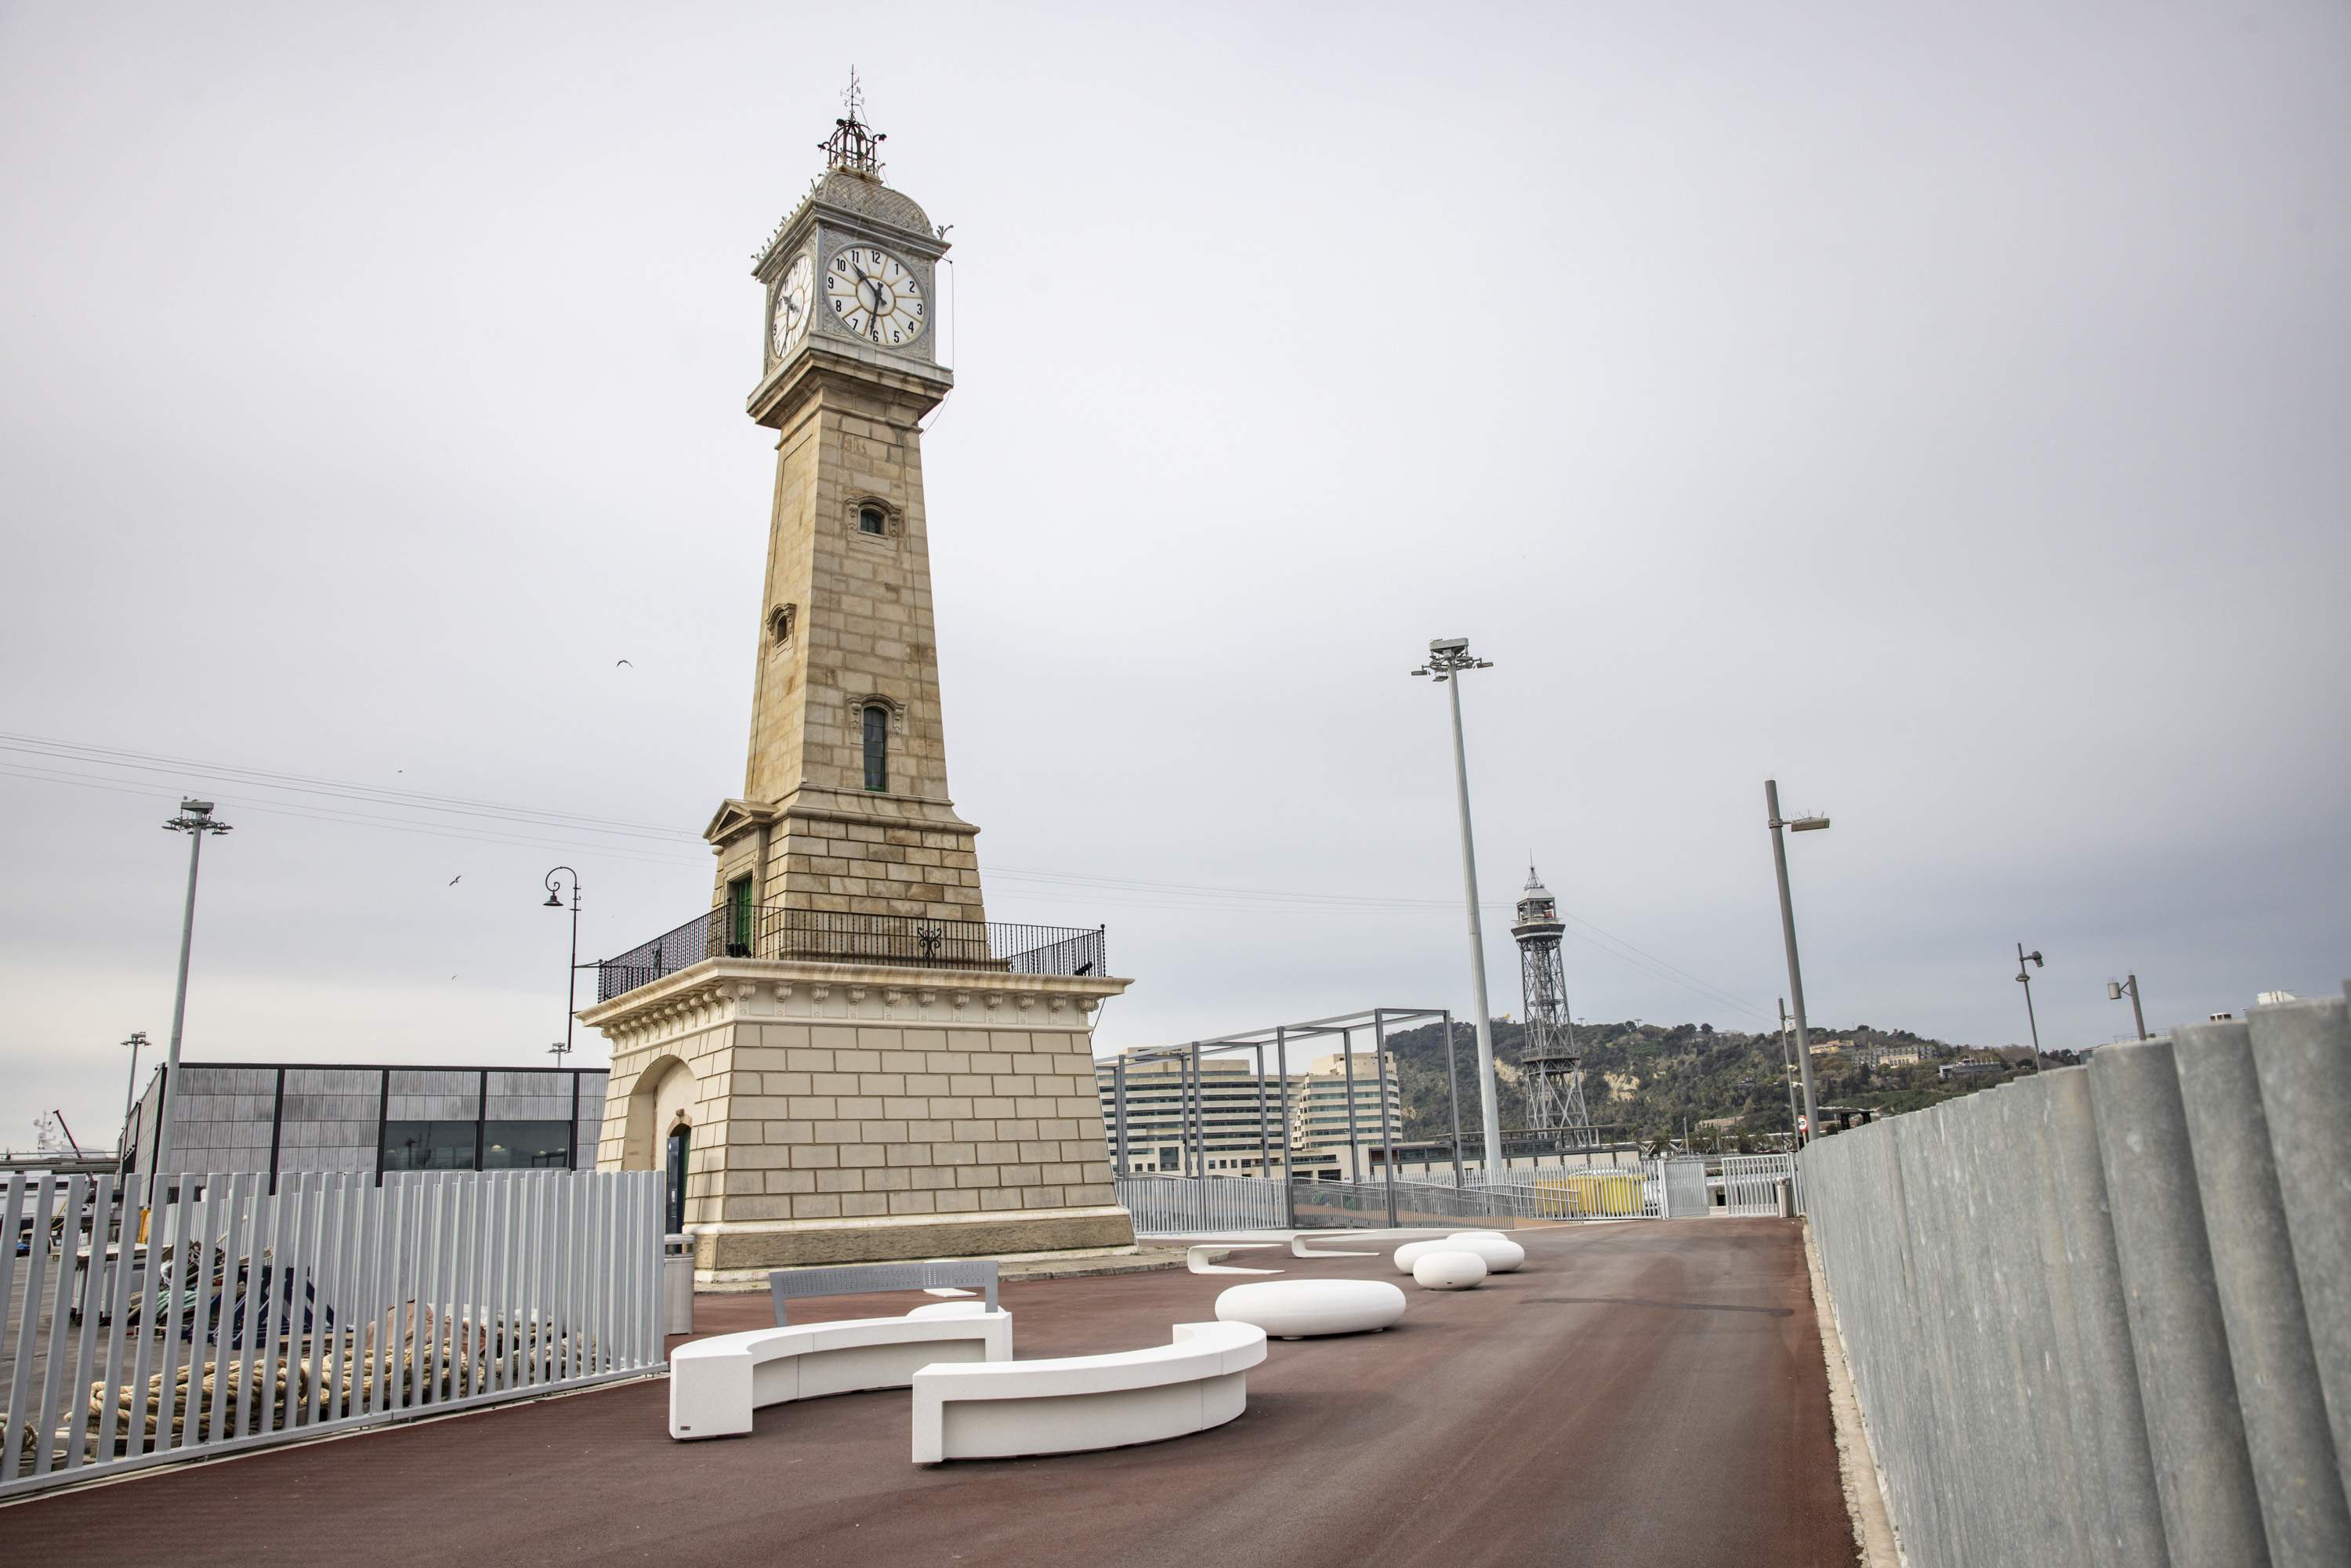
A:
0;1168;663;1501
1114;1175;1286;1233
1803;990;2351;1568
1658;1158;1709;1218
1721;1154;1800;1215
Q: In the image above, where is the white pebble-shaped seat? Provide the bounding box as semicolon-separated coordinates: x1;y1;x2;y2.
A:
1213;1278;1407;1339
1412;1251;1487;1291
1393;1240;1465;1275
1445;1233;1526;1273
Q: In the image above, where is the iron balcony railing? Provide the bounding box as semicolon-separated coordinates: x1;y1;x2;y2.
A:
595;906;1108;1001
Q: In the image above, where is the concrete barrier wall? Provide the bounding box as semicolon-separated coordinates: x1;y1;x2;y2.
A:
1802;987;2351;1568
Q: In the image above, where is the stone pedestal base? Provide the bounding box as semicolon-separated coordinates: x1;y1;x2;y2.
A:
690;1207;1140;1288
581;955;1136;1284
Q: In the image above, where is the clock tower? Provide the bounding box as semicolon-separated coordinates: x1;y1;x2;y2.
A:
583;85;1140;1283
705;87;980;928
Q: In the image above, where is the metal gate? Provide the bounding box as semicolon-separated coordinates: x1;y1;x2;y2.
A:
1659;1157;1711;1217
1721;1153;1802;1215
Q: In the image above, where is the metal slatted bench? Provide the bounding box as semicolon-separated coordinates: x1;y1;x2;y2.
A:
768;1261;1000;1324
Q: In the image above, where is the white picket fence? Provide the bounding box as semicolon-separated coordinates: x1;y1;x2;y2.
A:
0;1168;663;1499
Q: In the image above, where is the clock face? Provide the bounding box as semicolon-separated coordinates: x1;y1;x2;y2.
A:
824;245;926;348
770;253;813;360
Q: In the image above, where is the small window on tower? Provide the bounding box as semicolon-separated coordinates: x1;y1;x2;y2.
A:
861;703;889;792
858;505;887;536
768;603;796;646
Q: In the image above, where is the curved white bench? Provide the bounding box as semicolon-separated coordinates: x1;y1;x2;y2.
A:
669;1308;1012;1440
1186;1244;1285;1276
1290;1227;1463;1258
911;1320;1267;1463
1214;1279;1406;1338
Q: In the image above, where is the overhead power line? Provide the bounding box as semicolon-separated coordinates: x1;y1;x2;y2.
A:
0;729;1772;1020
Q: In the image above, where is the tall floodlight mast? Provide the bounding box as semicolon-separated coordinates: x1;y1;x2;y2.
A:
1512;867;1598;1149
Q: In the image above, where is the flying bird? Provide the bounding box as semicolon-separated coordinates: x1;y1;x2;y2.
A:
615;658;633;668
447;875;462;885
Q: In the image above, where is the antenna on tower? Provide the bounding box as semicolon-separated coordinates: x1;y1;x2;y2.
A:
820;66;888;178
1512;864;1599;1151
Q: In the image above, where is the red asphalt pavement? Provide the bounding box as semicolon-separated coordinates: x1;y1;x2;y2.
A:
1;1220;1855;1568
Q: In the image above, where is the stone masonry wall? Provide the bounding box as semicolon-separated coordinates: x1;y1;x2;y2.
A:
592;972;1134;1271
716;1021;1114;1223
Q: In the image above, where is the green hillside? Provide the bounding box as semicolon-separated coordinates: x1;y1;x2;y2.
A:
1379;1016;2039;1153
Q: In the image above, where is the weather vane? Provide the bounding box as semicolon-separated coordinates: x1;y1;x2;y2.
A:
820;66;886;178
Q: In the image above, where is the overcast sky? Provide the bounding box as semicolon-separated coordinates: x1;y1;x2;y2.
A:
3;2;2346;1151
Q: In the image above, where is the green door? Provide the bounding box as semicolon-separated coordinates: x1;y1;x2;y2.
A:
726;876;753;955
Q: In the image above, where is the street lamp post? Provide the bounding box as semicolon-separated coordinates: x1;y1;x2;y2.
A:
1764;780;1828;1146
1411;637;1505;1176
2016;943;2046;1066
1777;1000;1801;1147
151;799;232;1208
2107;973;2148;1041
119;1030;149;1157
545;867;582;1064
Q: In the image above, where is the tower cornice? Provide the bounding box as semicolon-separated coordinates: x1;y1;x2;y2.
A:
747;341;953;430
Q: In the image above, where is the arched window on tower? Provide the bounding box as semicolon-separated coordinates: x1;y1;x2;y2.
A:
861;703;889;792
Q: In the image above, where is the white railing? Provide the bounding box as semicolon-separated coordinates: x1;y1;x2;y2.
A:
0;1168;663;1500
1114;1174;1286;1233
1720;1153;1802;1215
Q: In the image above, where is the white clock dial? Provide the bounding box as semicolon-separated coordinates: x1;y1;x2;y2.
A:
770;253;813;360
824;244;926;348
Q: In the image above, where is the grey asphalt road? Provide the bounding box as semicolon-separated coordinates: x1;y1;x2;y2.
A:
2;1219;1856;1568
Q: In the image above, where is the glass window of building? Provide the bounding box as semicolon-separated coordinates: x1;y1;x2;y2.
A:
484;1121;573;1169
382;1121;478;1171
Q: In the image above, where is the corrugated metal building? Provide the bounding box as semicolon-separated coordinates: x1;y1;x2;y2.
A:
120;1063;608;1184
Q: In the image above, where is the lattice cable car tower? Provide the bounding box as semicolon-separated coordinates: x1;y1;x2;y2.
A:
1512;866;1599;1148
